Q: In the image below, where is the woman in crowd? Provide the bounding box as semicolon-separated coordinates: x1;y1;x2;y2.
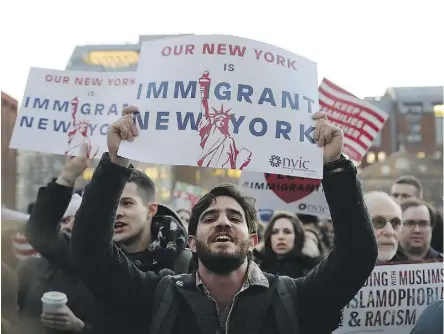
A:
254;211;321;278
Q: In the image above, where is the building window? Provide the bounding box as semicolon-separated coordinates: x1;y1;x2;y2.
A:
213;169;225;176
405;113;423;144
227;169;241;179
144;167;158;180
366;152;376;164
160;167;169;179
82;168;94;180
405;113;421;122
402;102;423;114
406;134;422;143
158;187;171;201
434;104;444;117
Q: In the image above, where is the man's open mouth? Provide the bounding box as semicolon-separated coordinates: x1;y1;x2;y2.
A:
212;234;234;243
114;222;127;229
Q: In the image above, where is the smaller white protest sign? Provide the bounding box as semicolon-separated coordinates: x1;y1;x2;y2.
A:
170;182;207;211
239;171;330;218
334;261;444;334
10;68;135;158
118;34;323;179
319;78;388;163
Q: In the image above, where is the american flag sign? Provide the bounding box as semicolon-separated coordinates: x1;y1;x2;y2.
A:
13;232;40;261
319;78;389;163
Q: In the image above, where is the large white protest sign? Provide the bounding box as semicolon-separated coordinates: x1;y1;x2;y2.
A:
239;171;330;218
319;78;388;163
118;35;323;178
334;261;443;334
10;68;135;158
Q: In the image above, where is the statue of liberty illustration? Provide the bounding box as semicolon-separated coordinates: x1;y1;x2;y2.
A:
65;97;99;159
197;71;252;169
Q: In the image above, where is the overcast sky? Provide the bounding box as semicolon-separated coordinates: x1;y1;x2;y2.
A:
1;0;443;102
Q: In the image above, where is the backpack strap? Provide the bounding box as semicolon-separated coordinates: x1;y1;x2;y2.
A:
149;276;177;334
173;248;193;274
273;276;299;334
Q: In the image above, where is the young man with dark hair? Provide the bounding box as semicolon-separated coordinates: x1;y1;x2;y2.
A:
112;168;159;255
391;175;423;204
24;144;190;334
187;184;258;269
127;170;156;202
188;184;257;235
392;176;444;254
70;106;378;334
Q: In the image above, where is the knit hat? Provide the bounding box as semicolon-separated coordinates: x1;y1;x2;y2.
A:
63;193;82;219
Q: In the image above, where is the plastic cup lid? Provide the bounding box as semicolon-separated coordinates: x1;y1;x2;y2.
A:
41;291;68;303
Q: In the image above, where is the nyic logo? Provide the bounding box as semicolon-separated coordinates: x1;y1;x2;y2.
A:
298;203;327;214
269;155;282;167
269;155;314;173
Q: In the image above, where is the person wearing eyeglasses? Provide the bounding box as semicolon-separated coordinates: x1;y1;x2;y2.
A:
400;198;443;261
364;191;408;262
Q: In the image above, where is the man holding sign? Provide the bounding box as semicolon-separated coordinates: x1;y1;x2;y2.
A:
70;106;378;334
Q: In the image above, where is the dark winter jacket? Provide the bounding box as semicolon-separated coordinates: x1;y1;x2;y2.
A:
24;179;189;334
70;153;378;334
17;257;95;334
254;249;320;279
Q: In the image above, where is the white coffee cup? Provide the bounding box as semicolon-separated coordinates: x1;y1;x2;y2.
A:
41;291;68;313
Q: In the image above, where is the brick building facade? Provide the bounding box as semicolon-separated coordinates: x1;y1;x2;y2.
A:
363;86;443;168
1;92;18;209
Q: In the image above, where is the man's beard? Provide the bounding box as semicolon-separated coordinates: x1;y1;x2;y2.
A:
196;238;250;275
377;246;397;261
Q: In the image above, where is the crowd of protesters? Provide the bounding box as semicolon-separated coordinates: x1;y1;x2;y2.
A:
1;107;442;334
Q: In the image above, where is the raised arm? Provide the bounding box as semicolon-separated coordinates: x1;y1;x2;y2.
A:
25;145;90;273
297;158;377;330
25;181;73;272
292;112;378;332
70;108;160;309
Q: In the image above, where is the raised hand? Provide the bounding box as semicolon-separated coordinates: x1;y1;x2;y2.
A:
57;143;91;187
311;111;344;164
107;105;139;166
